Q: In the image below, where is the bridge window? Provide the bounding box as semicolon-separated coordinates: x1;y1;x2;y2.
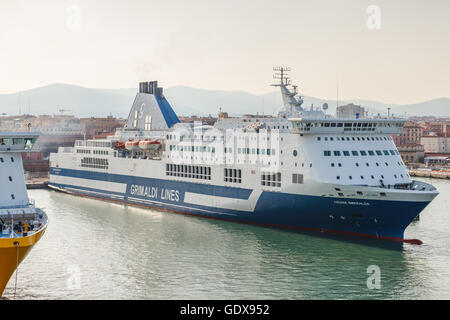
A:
343;151;350;156
324;151;331;156
360;151;367;156
368;151;375;156
383;150;390;155
376;150;382;156
352;151;358;156
333;151;341;156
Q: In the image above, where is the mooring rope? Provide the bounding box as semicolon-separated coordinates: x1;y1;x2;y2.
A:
13;241;19;300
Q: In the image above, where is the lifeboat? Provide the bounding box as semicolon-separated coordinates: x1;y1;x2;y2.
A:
114;141;125;150
125;140;140;151
139;139;161;150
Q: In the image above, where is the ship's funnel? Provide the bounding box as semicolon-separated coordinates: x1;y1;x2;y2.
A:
125;81;179;130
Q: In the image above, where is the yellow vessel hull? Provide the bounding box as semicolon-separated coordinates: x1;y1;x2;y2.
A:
0;225;47;298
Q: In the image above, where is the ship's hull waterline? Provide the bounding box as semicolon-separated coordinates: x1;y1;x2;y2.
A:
48;175;432;244
0;225;47;297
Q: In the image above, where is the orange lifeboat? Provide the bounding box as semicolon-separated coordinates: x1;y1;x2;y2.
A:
125;139;140;151
139;139;161;150
114;141;125;150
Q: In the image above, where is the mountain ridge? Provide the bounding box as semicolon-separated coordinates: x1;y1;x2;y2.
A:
0;83;448;118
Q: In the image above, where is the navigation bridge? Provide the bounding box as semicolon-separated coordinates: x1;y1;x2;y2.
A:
288;118;407;135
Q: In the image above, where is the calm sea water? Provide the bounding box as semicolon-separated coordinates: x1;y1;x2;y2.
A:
3;178;449;300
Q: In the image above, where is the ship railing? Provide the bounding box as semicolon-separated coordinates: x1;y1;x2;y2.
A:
378;181;436;192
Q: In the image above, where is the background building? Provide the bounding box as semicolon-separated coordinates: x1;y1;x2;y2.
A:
336;103;366;119
392;121;424;146
397;144;425;163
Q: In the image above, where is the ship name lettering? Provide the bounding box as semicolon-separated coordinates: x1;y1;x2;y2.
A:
129;184;158;199
161;188;180;202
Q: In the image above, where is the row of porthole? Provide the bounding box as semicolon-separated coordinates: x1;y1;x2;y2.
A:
331;161;403;168
336;173;406;180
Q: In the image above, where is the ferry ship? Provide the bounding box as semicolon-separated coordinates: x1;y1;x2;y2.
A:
0;132;48;298
49;68;439;244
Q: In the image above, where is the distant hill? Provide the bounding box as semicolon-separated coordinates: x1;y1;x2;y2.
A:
0;83;449;118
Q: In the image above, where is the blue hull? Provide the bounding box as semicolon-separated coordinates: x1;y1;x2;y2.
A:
49;167;431;242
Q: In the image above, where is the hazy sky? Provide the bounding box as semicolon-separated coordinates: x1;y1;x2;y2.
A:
0;0;449;104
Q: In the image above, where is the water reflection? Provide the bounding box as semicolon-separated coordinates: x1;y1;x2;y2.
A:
3;180;450;299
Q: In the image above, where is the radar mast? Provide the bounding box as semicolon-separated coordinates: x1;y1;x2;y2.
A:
271;67;304;113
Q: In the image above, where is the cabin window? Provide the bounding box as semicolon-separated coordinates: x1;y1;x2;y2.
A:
8;176;12;182
261;172;281;187
224;168;242;183
292;174;303;184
